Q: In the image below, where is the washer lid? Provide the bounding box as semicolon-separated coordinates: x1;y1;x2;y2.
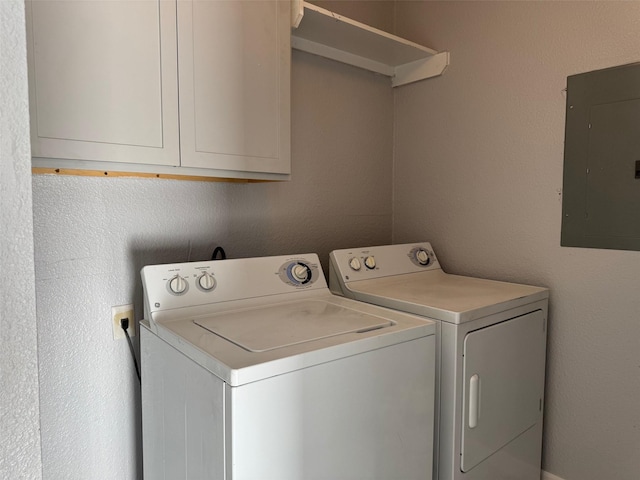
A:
149;293;434;386
193;299;392;352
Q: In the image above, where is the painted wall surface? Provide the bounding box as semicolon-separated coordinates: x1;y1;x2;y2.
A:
0;1;42;478
31;49;393;478
312;0;395;33
393;2;640;480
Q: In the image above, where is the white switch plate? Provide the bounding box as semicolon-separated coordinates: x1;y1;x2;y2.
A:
112;304;135;340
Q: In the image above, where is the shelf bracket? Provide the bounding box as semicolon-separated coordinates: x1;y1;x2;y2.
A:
392;51;450;87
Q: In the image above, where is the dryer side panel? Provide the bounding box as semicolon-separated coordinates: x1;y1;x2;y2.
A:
460;310;546;473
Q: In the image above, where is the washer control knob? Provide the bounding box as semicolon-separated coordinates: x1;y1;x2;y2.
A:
169;275;187;294
364;256;376;270
198;272;216;291
292;263;311;283
415;249;430;265
348;257;362;271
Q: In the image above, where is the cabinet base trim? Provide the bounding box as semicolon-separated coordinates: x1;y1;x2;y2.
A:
31;167;278;183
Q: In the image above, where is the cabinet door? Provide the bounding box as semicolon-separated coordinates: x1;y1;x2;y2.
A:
177;0;291;174
26;0;179;166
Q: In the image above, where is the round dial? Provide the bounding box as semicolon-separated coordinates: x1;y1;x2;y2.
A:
198;273;216;291
169;275;187;294
415;249;430;265
291;263;312;284
364;256;376;270
349;257;362;271
279;260;317;286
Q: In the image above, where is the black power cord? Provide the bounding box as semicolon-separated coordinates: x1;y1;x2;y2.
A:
121;318;141;384
211;246;226;261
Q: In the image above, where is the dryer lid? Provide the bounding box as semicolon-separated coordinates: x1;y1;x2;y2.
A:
346;270;548;323
193;299;393;352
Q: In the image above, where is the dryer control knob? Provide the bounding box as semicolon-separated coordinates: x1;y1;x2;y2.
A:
349;257;362;271
198;273;216;291
415;249;430;265
364;256;376;270
169;275;187;294
292;263;311;283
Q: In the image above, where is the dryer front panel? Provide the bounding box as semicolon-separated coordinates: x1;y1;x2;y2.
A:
460;310;546;472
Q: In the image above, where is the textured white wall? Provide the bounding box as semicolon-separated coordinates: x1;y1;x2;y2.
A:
32;49;393;478
0;1;42;478
393;2;640;480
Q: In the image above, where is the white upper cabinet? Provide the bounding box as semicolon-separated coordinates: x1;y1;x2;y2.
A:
26;0;291;180
26;0;179;166
178;0;291;174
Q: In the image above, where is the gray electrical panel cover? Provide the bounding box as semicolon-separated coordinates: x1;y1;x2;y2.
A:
561;62;640;251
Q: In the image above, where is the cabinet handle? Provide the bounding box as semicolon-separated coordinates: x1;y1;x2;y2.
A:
469;374;479;429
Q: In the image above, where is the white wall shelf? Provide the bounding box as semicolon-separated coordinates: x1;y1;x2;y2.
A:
291;0;449;87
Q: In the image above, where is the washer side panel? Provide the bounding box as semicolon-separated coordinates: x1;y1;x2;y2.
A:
141;324;225;480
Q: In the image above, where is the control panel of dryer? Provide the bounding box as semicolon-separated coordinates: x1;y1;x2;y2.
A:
329;242;442;284
141;254;325;318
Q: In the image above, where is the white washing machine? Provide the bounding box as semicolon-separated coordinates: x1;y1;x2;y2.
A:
329;243;549;480
140;253;436;480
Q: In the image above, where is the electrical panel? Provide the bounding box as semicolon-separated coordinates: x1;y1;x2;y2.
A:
562;62;640;250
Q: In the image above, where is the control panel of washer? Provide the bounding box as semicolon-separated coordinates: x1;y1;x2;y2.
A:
330;242;441;283
277;260;320;287
408;246;436;268
167;270;217;295
141;254;327;316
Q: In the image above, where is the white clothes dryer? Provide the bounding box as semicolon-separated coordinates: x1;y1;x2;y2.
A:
329;243;549;480
140;253;436;480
